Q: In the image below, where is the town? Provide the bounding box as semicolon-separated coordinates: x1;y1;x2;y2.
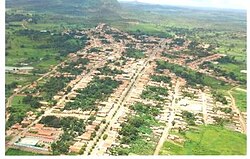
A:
5;23;247;155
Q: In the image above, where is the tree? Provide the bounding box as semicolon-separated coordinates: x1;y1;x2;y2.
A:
103;134;108;140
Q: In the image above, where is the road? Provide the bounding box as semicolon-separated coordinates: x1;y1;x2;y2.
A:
154;79;180;155
87;39;166;155
6;58;71;122
227;87;246;134
201;92;208;125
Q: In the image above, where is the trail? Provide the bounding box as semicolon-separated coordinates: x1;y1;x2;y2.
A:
235;88;247;93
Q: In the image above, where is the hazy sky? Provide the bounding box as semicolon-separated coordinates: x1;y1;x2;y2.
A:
118;0;248;9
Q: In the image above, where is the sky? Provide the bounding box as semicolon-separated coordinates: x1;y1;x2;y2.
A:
118;0;248;9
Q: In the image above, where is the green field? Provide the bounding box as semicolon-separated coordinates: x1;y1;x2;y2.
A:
6;73;39;85
6;148;44;155
5;73;40;98
160;125;246;155
231;89;247;112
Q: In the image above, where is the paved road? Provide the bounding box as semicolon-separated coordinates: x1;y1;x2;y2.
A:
154;79;180;155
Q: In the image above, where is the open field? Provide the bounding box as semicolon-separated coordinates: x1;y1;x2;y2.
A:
6;73;39;85
6;148;44;155
5;73;40;98
231;89;247;112
160;125;247;155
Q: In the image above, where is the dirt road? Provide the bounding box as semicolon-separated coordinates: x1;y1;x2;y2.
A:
228;87;246;133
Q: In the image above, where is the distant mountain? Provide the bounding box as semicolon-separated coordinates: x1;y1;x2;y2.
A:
6;0;121;19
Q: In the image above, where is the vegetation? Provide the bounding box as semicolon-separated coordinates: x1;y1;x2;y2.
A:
201;60;246;84
123;48;145;59
110;103;161;155
6;148;44;156
39;76;73;100
103;134;108;140
182;91;197;99
141;85;168;101
130;102;161;117
212;91;228;105
64;77;121;110
231;89;247;112
6;96;36;128
160;125;246;155
151;75;171;83
97;65;124;76
182;111;196;126
162;52;179;59
58;58;89;75
170;38;185;47
5;73;39;97
22;95;42;108
39;116;86;155
5;81;18;98
40;116;85;133
156;60;232;91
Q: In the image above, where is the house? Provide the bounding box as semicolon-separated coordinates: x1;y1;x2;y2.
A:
69;142;86;153
78;132;92;141
38;129;53;136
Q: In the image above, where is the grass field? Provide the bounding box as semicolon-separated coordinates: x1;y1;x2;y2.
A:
5;73;40;98
6;73;39;85
231;89;247;112
160;125;246;155
6;148;43;155
6;23;64;70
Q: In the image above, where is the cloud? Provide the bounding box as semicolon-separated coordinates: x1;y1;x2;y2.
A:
118;0;248;9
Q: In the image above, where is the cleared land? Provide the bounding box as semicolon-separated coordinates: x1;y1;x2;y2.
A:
160;125;246;155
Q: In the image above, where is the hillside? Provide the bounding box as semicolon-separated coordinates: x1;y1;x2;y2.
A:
6;0;121;19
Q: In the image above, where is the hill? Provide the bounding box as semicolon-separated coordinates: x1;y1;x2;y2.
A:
6;0;121;20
